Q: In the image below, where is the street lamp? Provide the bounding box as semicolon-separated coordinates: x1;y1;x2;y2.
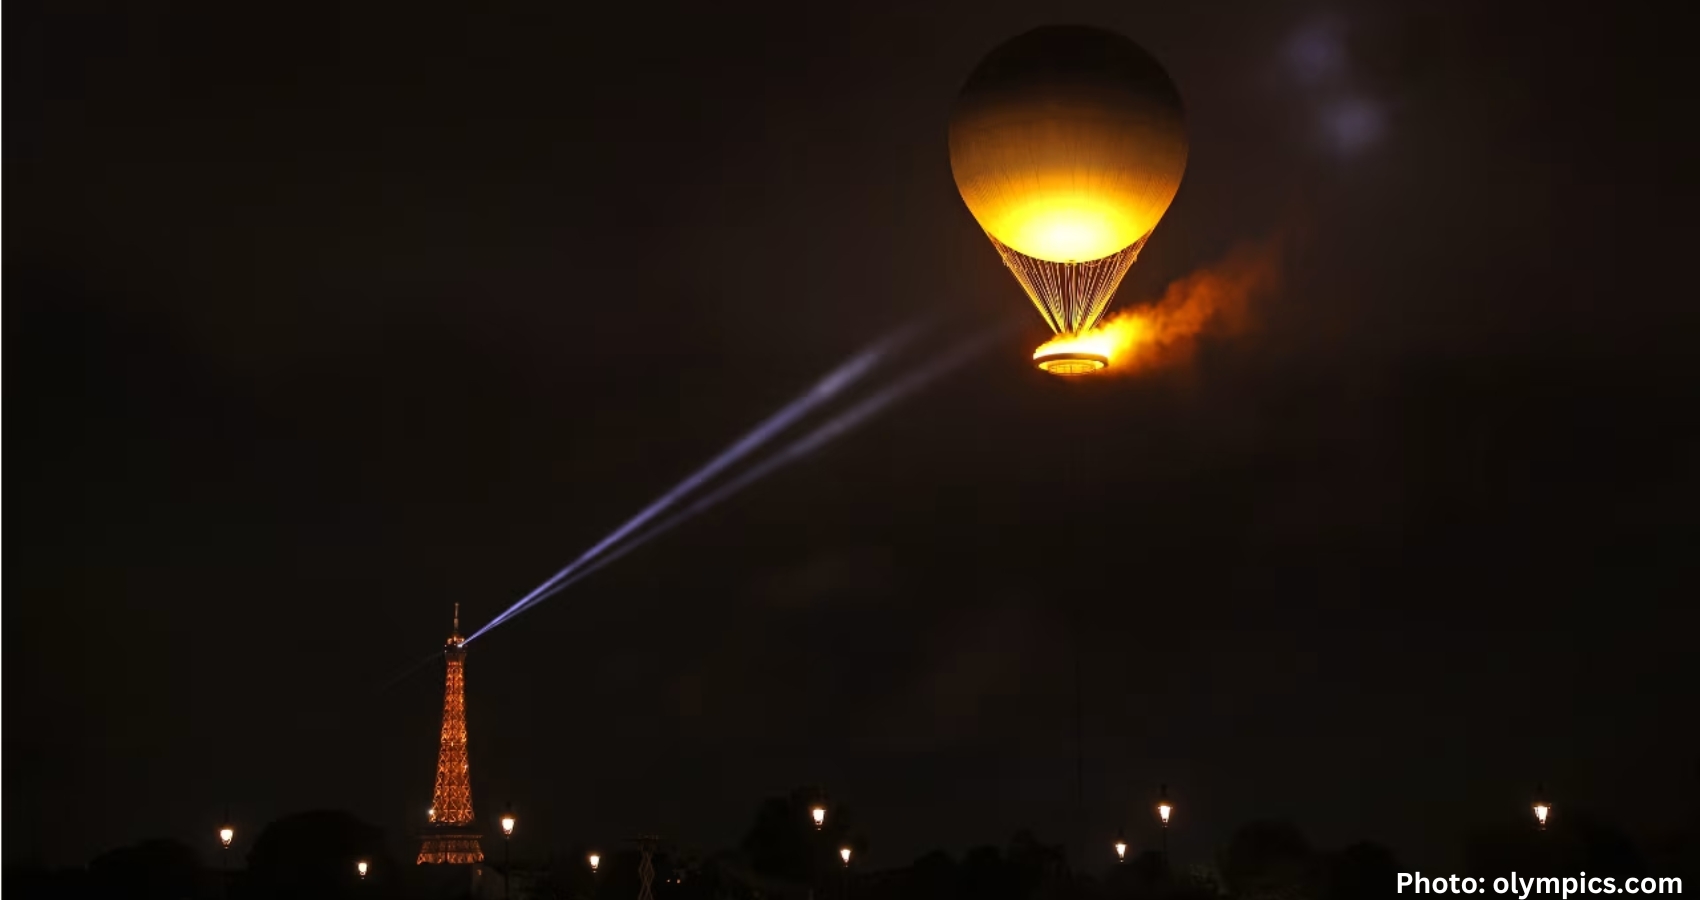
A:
840;847;852;867
216;817;235;900
501;802;517;899
807;793;830;900
357;860;369;880
1156;784;1175;853
589;852;601;873
1532;785;1551;831
1113;829;1128;863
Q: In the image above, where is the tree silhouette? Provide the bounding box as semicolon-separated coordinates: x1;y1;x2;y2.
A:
1321;842;1398;900
1220;820;1317;900
239;810;396;900
87;838;202;900
6;864;95;899
1101;849;1172;899
741;796;813;884
958;846;1007;900
1005;831;1067;900
739;787;866;890
1463;812;1645;881
901;850;959;900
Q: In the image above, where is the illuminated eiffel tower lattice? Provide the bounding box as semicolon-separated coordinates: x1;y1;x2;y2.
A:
635;835;660;900
417;604;485;864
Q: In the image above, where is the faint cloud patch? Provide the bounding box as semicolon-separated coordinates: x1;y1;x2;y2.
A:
1324;97;1385;154
1280;13;1388;158
1285;18;1348;86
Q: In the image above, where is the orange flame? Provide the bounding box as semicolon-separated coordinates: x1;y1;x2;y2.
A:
1033;237;1283;374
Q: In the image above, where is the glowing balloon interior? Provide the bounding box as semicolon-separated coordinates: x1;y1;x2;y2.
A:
950;25;1188;372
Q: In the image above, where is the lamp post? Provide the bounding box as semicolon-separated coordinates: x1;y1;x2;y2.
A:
1155;784;1174;854
357;860;369;880
1113;829;1128;863
501;803;517;899
808;796;828;900
839;847;852;900
589;852;600;874
217;815;235;900
1532;785;1551;832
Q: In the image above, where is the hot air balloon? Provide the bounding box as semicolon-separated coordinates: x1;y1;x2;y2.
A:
949;26;1189;374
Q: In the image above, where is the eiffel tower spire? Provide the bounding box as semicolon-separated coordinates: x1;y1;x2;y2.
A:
418;604;484;864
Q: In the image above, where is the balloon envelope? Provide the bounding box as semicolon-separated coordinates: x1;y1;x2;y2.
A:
949;26;1189;264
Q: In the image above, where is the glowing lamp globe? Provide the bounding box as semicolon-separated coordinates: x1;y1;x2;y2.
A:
811;805;827;831
1532;785;1551;831
1156;784;1175;827
357;860;369;879
589;853;601;873
1114;833;1128;862
501;814;516;838
840;847;853;867
218;827;235;849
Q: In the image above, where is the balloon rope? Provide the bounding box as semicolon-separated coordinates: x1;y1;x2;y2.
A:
991;235;1149;334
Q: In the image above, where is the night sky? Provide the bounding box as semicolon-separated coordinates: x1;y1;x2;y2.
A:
7;0;1696;874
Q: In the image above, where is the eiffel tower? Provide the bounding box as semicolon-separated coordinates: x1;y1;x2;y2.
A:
417;604;485;864
635;835;660;900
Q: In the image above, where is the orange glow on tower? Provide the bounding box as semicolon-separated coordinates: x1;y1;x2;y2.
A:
417;603;485;864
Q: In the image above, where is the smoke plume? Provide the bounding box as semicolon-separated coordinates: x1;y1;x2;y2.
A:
1090;236;1286;374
